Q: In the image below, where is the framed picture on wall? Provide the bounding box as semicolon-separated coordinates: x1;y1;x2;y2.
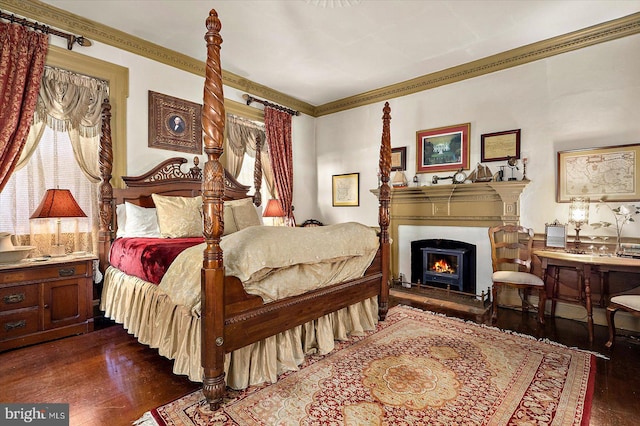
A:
332;173;359;207
148;91;202;154
556;144;640;202
416;123;470;173
481;129;521;162
391;147;407;171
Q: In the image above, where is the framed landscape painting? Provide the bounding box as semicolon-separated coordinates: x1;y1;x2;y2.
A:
416;123;470;173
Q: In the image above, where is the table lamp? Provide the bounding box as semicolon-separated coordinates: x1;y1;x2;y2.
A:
568;196;589;251
262;198;285;226
30;189;87;256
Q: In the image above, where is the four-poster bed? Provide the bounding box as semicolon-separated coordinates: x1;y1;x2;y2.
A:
97;8;391;410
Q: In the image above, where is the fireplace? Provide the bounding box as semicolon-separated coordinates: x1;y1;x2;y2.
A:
411;239;476;294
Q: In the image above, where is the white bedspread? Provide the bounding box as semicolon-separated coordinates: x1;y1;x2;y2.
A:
159;222;379;310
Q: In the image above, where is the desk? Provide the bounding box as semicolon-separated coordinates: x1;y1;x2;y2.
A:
534;250;640;343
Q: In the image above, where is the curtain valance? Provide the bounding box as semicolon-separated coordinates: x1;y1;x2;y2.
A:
34;66;108;139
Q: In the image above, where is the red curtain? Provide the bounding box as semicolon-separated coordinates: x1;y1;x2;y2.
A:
0;23;48;192
264;106;295;226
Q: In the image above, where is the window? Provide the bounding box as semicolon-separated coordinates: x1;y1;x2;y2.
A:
0;127;97;250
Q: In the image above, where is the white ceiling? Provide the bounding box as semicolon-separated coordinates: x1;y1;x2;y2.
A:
41;0;640;106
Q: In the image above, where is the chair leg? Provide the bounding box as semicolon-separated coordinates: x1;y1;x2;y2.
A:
605;305;619;348
537;288;546;324
491;285;498;322
522;288;530;313
552;267;560;317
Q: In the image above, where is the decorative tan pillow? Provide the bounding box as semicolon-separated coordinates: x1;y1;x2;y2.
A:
123;202;161;238
225;197;261;230
223;204;238;236
152;194;203;238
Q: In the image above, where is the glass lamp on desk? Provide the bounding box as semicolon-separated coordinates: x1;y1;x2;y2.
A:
568;197;590;253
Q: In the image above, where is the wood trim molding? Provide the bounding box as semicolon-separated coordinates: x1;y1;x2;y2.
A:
9;1;640;118
6;0;316;117
316;12;640;116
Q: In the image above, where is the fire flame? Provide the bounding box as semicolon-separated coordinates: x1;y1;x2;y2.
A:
432;259;455;274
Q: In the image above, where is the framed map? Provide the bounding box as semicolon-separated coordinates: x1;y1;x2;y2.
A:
332;173;359;207
556;144;640;203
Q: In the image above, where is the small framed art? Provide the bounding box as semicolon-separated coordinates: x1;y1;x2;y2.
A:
391;147;407;171
556;144;640;202
416;123;470;173
148;91;202;154
545;220;567;249
481;129;521;162
332;173;359;207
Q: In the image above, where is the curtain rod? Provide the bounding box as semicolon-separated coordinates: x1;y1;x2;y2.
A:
0;10;92;51
242;94;300;116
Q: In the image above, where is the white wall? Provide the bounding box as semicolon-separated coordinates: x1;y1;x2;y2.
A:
316;34;640;243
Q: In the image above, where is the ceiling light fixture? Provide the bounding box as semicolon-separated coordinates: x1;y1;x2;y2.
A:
305;0;362;7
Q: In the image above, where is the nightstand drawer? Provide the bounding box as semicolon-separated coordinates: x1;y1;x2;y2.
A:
0;284;39;312
0;308;39;339
0;262;88;284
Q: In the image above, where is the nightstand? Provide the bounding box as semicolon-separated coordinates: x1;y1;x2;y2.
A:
0;255;96;351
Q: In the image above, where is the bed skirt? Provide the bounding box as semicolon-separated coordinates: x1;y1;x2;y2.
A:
100;266;379;389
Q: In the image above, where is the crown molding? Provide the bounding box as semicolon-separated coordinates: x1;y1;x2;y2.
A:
316;12;640;116
4;0;316;116
6;1;639;118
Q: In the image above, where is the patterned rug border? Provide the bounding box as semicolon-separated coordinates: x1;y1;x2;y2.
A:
135;304;598;425
399;304;610;360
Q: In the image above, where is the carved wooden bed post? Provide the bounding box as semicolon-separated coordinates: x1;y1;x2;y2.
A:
378;102;391;320
201;9;226;410
98;98;113;274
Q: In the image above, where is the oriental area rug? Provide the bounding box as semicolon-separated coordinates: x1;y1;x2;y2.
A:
136;306;595;426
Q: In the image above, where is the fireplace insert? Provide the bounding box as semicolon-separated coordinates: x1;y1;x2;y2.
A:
411;239;476;293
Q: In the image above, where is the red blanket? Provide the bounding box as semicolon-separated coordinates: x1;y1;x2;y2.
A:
109;237;204;285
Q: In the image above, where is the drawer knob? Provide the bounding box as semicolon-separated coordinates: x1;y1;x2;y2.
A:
59;268;75;277
3;293;25;304
5;320;26;331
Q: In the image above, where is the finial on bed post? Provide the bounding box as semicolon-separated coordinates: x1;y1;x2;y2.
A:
378;102;392;321
201;8;226;411
98;98;113;275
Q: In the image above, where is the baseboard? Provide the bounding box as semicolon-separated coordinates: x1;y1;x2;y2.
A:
498;288;640;332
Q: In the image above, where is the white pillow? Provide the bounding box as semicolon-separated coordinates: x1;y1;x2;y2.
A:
152;194;203;238
115;203;126;238
123;202;161;238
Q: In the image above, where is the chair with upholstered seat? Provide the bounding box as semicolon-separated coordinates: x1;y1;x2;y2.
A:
605;295;640;348
488;224;546;324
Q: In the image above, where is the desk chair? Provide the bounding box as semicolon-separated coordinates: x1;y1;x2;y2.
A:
605;295;640;348
489;225;546;324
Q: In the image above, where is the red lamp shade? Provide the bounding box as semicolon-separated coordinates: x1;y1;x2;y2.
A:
262;199;285;218
30;189;87;219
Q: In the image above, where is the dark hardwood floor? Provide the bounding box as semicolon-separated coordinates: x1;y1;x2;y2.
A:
1;297;638;425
